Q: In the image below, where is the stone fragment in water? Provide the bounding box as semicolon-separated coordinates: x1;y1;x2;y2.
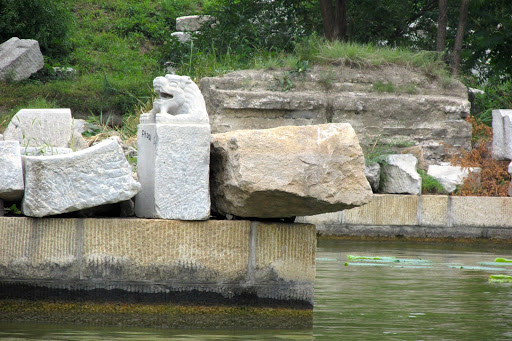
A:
380;154;421;195
0;37;44;81
210;123;373;218
0;141;24;201
22;138;141;217
492;109;512;160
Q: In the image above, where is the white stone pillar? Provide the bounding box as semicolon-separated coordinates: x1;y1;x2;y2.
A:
135;74;211;220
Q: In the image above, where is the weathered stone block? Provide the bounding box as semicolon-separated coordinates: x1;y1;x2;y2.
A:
427;165;480;193
0;37;44;81
21;146;73;156
451;196;512;227
4;109;73;148
171;31;192;43
135;124;211;220
176;15;213;31
22;138;141;217
380;154;421;195
365;163;381;192
344;194;418;225
210;123;373;218
0;141;24;201
492;109;512;160
420;195;449;227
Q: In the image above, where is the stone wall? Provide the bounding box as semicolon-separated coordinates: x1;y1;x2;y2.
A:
200;65;472;164
0;217;315;328
297;194;512;240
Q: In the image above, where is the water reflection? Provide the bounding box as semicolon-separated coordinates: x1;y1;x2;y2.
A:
1;239;511;340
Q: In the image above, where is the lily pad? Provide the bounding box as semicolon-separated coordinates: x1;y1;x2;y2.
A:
489;275;512;283
347;255;398;262
495;258;512;263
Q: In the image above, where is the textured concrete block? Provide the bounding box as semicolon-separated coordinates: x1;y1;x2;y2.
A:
452;196;512;227
135;124;210;220
4;108;73;148
0;218;79;279
421;195;449;227
0;37;44;81
22;138;141;217
344;194;418;225
81;219;250;282
492;109;512;160
0;141;24;201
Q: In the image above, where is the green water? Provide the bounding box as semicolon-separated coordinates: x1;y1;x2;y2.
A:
1;239;512;340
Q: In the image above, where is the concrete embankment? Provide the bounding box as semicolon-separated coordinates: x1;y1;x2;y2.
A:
298;194;512;241
0;218;315;328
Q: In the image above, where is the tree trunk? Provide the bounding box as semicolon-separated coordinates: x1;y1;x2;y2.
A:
319;0;347;41
451;0;470;75
436;0;448;55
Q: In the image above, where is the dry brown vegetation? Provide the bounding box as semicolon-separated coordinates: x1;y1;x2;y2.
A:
450;116;510;196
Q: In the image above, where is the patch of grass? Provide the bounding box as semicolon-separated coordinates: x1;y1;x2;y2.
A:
418;170;446;194
373;80;395;93
363;136;416;165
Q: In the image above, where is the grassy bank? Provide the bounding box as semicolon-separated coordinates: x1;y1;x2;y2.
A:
0;0;453;136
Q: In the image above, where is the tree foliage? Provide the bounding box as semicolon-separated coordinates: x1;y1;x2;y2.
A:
0;0;73;58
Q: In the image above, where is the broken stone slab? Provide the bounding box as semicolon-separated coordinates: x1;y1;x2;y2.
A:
210;123;373;218
176;15;214;32
365;163;381;192
380;154;421;195
4;108;73;148
171;32;192;43
427;165;481;193
21;146;73;156
492;109;512;160
0;141;24;202
135;74;211;220
22;138;141;217
0;37;44;81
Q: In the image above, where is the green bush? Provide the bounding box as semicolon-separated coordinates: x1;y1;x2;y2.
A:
0;0;73;60
472;81;512;127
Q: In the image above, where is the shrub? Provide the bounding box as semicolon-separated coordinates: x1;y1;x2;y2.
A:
0;0;73;60
472;81;512;127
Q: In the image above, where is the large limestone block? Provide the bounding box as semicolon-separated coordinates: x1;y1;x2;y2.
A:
380;154;421;195
427;165;480;193
22;138;141;217
0;37;44;81
4;109;73;148
0;141;24;201
492;109;512;160
135;124;211;220
210;123;373;218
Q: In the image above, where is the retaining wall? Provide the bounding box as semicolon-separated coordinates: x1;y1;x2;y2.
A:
297;194;512;240
0;218;315;328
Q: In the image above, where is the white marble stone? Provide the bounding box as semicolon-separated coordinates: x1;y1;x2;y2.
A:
380;154;421;195
4;108;73;148
0;37;44;81
176;15;213;31
492;109;512;160
21;146;73;156
22;138;141;217
427;165;480;193
135;74;211;220
0;141;24;201
171;32;192;43
135;124;210;220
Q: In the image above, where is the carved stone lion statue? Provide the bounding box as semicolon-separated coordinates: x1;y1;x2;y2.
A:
140;74;209;125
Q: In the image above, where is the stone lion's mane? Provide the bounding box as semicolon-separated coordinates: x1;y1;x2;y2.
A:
174;77;206;117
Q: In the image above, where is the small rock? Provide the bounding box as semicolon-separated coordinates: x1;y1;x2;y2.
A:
0;37;44;81
380;154;421;195
22;138;141;217
171;32;192;43
0;141;24;202
427;165;481;193
176;15;214;32
364;163;381;192
210;123;373;218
